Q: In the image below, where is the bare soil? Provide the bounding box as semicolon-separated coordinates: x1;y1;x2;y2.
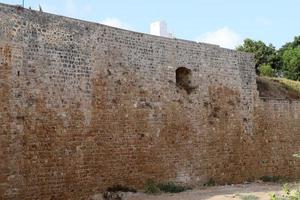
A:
126;182;284;200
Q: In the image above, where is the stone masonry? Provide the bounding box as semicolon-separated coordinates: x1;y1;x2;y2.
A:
0;3;299;200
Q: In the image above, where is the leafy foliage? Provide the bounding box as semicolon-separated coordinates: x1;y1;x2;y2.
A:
144;180;190;194
270;154;300;200
280;36;300;52
237;35;300;81
259;64;275;77
237;39;279;73
144;179;160;194
157;182;190;193
282;47;300;80
270;184;300;200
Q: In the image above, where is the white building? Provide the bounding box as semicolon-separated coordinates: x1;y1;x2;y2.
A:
150;21;173;38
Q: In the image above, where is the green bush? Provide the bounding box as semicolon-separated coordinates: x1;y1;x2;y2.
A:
259;64;275;77
144;180;160;194
157;182;190;193
144;180;190;194
270;153;300;200
270;184;300;200
282;46;300;81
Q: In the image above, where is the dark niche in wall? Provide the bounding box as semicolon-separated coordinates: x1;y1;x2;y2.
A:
176;67;196;94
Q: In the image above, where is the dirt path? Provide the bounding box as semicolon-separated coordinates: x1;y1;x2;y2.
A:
126;183;284;200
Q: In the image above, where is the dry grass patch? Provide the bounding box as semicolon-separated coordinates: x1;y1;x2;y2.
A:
257;77;300;99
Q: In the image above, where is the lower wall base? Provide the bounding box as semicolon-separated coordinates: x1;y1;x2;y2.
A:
1;98;300;199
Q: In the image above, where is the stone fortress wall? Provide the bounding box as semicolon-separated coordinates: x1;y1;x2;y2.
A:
0;3;299;199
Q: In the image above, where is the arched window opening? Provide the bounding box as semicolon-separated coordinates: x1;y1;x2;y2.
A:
176;67;194;93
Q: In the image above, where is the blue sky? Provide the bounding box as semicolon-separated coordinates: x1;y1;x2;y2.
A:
1;0;299;49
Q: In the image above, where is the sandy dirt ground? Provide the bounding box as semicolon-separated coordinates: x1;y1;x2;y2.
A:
125;182;285;200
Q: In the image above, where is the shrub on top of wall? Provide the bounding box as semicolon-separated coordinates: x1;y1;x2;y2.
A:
259;64;275;77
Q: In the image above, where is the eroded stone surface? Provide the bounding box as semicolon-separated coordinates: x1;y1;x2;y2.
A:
0;3;299;200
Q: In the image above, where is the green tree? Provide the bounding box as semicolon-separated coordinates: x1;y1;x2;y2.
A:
282;46;300;80
237;39;279;73
278;36;300;80
280;36;300;51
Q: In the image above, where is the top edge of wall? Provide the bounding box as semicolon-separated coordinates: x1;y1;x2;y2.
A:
0;2;252;58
